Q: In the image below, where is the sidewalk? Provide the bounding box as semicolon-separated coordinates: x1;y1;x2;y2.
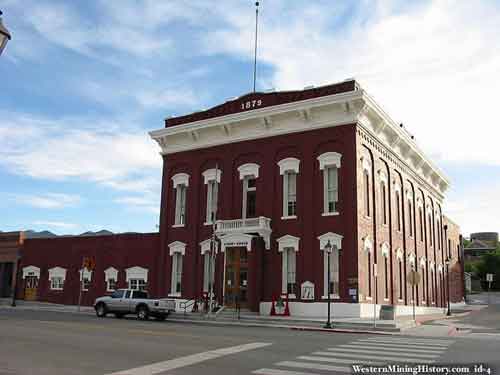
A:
0;299;423;334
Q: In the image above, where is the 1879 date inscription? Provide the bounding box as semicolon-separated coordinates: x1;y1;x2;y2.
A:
241;99;263;110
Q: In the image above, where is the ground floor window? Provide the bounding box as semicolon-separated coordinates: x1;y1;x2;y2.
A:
171;252;183;295
203;252;215;293
282;248;297;296
107;278;117;292
129;278;147;291
323;247;339;297
50;277;64;290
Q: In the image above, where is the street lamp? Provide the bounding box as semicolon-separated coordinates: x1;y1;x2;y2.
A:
324;240;333;329
0;10;12;56
445;256;452;316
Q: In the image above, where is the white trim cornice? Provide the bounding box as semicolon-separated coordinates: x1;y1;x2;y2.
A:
277;234;300;252
278;158;300;175
172;173;189;188
238;163;260;179
318;232;343;250
169;241;186;256
150;83;450;195
202;168;222;184
317;152;342;170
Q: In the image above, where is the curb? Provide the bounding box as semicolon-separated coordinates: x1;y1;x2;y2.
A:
2;305;402;334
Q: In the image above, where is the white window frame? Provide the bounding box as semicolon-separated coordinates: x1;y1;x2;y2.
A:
169;241;186;296
381;242;390;301
200;239;216;294
48;267;67;291
318;152;341;216
79;268;93;291
125;266;148;291
396;248;404;301
22;266;41;279
379;170;388;225
277;235;300;298
104;267;118;292
361;156;371;217
394;181;402;232
242;176;257;219
172;173;189;227
318;232;343;299
203;168;221;225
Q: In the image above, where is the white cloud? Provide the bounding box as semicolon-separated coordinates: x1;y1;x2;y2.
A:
207;0;500;167
0;111;161;190
114;195;159;215
14;193;81;209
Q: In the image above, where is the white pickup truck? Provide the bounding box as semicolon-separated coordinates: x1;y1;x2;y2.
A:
94;289;176;321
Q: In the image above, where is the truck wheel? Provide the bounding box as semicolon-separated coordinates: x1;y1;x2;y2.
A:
137;306;149;321
95;303;107;318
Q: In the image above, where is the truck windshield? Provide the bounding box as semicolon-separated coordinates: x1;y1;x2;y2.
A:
132;291;148;299
111;290;124;299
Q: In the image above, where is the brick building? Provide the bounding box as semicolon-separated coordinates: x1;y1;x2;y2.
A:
148;79;464;317
15;79;464;318
0;231;22;298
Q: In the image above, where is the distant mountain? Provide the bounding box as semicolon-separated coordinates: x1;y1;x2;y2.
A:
79;230;114;237
24;230;58;239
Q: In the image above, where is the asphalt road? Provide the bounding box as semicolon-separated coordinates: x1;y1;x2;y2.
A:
1;309;499;375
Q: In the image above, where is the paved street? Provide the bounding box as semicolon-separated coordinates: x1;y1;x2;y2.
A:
1;309;499;375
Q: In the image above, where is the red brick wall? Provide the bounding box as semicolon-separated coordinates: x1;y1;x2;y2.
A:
159;124;359;308
445;217;464;303
356;126;462;308
18;233;160;306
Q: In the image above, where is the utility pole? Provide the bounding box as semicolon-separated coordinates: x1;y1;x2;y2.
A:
207;164;219;319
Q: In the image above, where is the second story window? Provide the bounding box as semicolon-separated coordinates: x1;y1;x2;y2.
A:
237;163;260;219
318;152;342;216
278;157;300;218
379;171;388;225
172;173;190;227
395;189;402;231
202;168;222;224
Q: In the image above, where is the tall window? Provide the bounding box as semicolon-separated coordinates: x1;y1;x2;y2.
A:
367;252;372;298
364;171;370;216
381;181;388;225
421;262;427;303
398;259;403;300
323;247;340;297
324;166;338;214
282;248;297;296
174;184;187;225
206;180;219;223
407;199;414;237
243;176;257;218
419;207;424;241
171;252;183;295
50;277;64;290
395;190;401;231
284;171;297;217
428;214;433;246
79;269;92;291
436;219;441;249
431;268;435;303
384;256;389;299
203;252;215;293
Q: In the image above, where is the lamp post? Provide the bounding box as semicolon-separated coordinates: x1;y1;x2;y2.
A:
445;256;452;316
0;10;12;56
324;240;333;329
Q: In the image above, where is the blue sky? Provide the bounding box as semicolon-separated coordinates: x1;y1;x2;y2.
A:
1;0;499;236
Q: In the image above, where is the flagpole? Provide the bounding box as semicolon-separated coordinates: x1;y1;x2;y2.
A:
253;2;259;92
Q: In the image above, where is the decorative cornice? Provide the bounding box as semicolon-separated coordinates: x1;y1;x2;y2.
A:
150;81;450;195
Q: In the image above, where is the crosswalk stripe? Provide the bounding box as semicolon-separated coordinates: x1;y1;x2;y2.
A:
357;339;450;347
252;368;322;375
320;348;439;358
276;361;352;373
297;356;383;365
338;344;444;354
361;337;452;345
314;351;435;363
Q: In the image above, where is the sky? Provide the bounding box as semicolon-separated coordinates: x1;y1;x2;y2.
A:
1;0;499;237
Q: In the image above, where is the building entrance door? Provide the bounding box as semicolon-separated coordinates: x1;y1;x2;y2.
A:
24;276;38;301
224;247;248;308
0;263;13;298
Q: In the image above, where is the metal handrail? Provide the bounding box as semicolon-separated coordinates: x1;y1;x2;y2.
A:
179;298;201;317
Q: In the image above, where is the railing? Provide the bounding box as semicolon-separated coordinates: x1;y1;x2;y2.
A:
215;216;271;233
179;298;202;317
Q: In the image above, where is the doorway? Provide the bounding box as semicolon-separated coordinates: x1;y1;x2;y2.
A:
24;276;39;301
224;247;248;308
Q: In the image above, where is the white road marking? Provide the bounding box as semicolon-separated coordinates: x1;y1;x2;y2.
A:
106;342;272;375
298;355;383;365
361;337;452;345
276;361;351;373
253;368;322;375
321;348;439;358
338;344;444;354
315;351;435;363
357;339;451;347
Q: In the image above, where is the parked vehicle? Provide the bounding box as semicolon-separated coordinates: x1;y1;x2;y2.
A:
94;289;176;321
